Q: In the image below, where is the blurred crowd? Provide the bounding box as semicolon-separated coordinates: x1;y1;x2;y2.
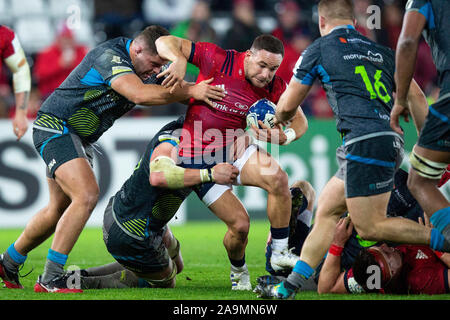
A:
0;0;439;120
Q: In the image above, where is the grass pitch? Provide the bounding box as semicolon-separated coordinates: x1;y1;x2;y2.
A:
0;220;449;301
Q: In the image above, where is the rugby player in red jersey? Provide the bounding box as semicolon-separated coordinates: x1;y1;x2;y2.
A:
155;34;308;290
318;216;450;295
0;25;31;140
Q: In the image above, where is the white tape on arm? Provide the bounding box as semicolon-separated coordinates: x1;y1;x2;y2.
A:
282;128;296;145
4;39;31;93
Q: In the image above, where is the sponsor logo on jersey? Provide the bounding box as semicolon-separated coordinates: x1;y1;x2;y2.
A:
343;50;383;63
235;102;249;110
215;84;228;95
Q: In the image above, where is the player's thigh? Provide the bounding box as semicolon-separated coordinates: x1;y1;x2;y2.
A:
314;176;347;221
34;128;99;200
346;191;391;236
209;189;250;231
239;147;287;191
103;205;173;282
413;145;450;165
54;158;99;202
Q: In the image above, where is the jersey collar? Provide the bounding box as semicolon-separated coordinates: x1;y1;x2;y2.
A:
126;39;132;56
329;24;356;34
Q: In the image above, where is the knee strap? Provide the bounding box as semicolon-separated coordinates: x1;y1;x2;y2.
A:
141;259;178;288
409;151;447;179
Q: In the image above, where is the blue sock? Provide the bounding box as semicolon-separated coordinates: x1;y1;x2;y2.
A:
292;260;314;279
47;249;68;266
430;228;445;251
270;227;289;239
430;207;450;233
6;243;27;265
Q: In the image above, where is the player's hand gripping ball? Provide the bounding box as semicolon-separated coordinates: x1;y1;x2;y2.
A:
246;98;277;129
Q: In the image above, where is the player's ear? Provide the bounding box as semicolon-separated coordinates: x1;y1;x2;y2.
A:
319;15;326;30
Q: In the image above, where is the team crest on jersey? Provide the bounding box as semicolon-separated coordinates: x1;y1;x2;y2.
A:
111;55;122;64
415;250;429;260
215;84;228;95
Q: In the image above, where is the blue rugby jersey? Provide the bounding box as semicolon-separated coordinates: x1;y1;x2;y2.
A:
36;37;162;144
406;0;450;98
293;25;399;142
112;117;192;240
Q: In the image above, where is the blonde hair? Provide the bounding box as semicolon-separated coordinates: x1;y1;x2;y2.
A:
318;0;355;21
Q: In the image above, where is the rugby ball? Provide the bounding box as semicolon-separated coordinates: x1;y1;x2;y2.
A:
246;98;277;129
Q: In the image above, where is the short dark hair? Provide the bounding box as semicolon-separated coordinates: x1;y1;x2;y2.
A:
250;34;284;57
352;248;380;293
318;0;355;21
136;25;170;54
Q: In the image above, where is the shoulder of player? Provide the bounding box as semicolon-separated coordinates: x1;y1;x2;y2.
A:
0;25;15;45
94;38;130;61
0;25;14;37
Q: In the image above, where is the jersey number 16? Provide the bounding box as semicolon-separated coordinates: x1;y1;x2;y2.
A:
355;65;391;103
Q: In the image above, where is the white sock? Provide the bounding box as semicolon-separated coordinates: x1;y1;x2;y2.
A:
271;237;288;252
231;263;247;273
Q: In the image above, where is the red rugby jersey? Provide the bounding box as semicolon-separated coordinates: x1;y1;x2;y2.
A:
0;25;17;70
344;245;449;294
179;42;287;158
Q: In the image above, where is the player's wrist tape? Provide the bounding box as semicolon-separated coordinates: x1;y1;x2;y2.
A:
150;156;185;189
328;244;344;256
200;168;214;183
282;128;296;145
434;250;444;258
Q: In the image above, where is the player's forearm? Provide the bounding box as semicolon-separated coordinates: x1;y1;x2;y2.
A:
14;91;29;114
317;254;343;294
406;80;428;133
289;109;308;141
136;83;194;106
150;156;214;189
395;37;419;103
155;35;187;62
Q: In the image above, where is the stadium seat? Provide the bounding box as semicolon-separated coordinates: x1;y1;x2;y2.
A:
14;18;55;53
0;0;11;25
10;0;46;18
48;0;94;21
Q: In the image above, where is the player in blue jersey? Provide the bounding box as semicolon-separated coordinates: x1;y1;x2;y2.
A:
83;117;237;290
390;0;450;260
254;0;449;299
0;25;226;293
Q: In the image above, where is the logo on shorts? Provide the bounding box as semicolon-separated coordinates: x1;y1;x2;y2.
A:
369;178;393;190
48;159;56;171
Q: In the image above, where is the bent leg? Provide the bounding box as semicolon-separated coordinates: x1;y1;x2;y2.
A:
299;176;347;269
208;190;250;261
408;145;450;217
239;149;291;228
347;191;431;244
14;178;71;255
51;158;99;254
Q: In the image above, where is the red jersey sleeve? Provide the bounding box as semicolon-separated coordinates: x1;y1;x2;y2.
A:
0;26;17;60
188;42;225;77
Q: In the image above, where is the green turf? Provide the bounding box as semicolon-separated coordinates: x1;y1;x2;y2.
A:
0;220;449;300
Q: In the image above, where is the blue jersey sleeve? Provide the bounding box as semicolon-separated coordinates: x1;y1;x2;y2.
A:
406;0;435;29
93;49;134;86
293;40;328;86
